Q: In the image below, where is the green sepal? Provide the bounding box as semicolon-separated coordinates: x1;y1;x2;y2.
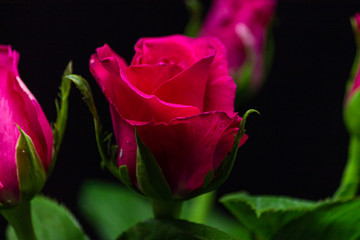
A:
117;218;239;240
188;109;259;199
344;90;360;137
118;165;132;189
16;127;46;202
48;61;72;176
65;74;121;175
135;128;173;200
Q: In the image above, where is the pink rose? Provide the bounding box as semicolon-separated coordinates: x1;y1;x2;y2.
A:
344;14;360;136
200;0;276;93
0;45;53;206
90;35;247;197
347;14;360;102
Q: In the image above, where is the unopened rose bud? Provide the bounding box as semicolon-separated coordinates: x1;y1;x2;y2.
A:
0;45;53;207
344;14;360;137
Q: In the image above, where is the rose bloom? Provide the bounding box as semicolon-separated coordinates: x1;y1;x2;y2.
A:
90;35;247;197
200;0;276;92
0;45;53;205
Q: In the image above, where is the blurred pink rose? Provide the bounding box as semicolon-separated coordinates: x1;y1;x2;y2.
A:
200;0;276;93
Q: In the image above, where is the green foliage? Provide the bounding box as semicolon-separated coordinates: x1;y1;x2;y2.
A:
6;195;88;240
117;219;240;240
273;198;360;240
78;181;152;240
78;180;250;240
221;192;324;239
49;61;72;176
221;192;360;240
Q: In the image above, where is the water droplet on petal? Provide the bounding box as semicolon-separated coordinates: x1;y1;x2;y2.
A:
119;148;124;159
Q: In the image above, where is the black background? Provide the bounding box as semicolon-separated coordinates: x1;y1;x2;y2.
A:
1;0;360;239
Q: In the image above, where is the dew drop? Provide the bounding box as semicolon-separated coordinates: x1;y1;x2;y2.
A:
119;148;124;159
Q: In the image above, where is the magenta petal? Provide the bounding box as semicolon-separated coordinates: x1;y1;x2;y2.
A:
136;112;244;197
0;68;20;204
127;63;183;95
349;14;360;98
110;104;137;184
192;37;236;114
90;46;200;123
153;53;214;111
96;44;128;78
212;113;243;170
132;35;198;66
13;74;53;170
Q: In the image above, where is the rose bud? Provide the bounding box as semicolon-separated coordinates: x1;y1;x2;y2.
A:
90;35;250;201
200;0;276;102
344;14;360;137
0;45;53;207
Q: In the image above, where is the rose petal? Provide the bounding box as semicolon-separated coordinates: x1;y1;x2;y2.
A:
194;37;237;114
126;63;183;95
96;44;128;77
90;46;200;123
0;45;19;75
110;104;137;184
136;111;245;197
0;68;20;204
201;0;275;77
0;66;53;203
153;53;215;111
132;35;198;67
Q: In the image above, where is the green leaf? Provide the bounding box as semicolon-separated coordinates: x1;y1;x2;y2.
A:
49;61;72;176
78;181;248;239
192;109;259;198
135;128;173;200
78;180;152;240
181;192;251;240
205;211;252;240
117;219;240;240
221;192;323;239
16;127;46;202
273;198;360;240
6;195;88;240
